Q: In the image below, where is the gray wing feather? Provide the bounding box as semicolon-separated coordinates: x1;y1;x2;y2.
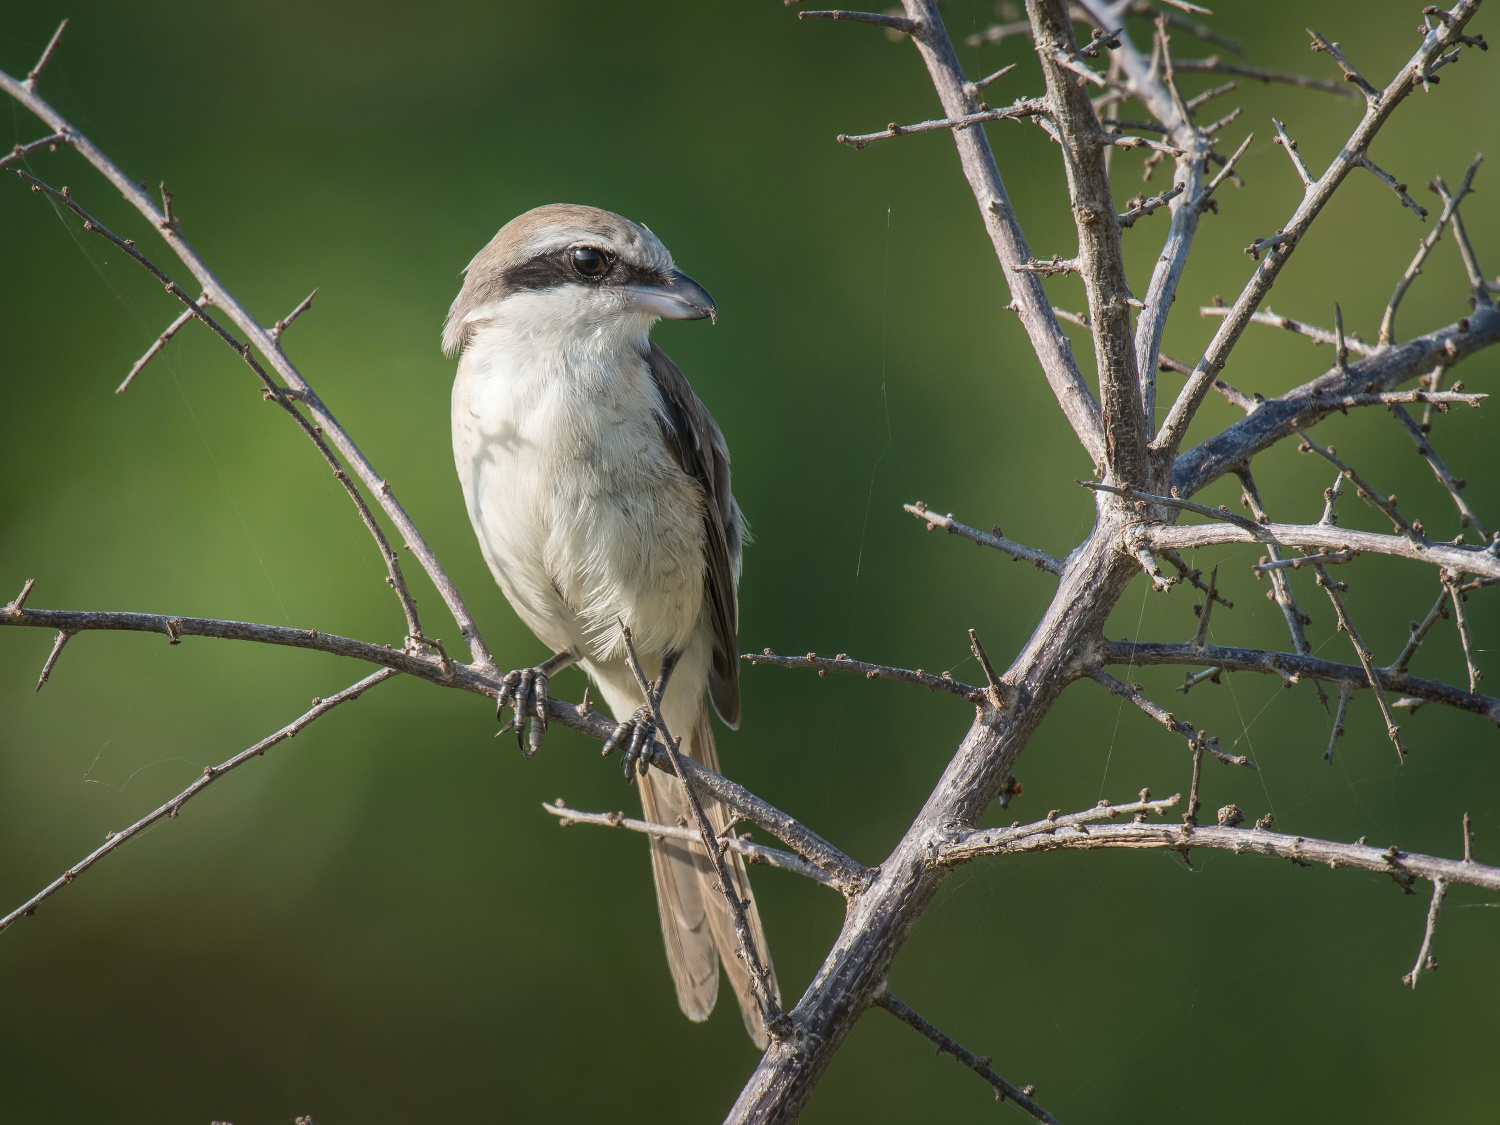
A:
644;342;743;728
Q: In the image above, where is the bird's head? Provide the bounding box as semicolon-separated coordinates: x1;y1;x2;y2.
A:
442;203;717;357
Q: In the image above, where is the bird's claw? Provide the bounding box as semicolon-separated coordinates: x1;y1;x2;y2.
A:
495;666;550;758
602;705;656;779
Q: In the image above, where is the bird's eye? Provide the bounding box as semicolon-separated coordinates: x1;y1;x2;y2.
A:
570;246;609;279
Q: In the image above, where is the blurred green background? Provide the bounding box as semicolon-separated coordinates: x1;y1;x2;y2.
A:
2;2;1497;1122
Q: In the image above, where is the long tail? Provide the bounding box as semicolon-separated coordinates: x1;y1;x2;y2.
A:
637;705;778;1047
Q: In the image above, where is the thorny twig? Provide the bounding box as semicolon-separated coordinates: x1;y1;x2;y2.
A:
0;669;397;936
875;992;1061;1123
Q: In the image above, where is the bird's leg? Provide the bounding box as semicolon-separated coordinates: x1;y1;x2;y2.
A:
496;650;576;758
606;651;680;779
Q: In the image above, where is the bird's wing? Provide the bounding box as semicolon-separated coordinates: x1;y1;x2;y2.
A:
644;342;742;728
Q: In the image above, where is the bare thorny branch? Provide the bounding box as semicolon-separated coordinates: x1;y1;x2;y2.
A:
4;3;1499;1121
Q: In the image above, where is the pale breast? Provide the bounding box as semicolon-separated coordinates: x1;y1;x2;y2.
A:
452;331;708;662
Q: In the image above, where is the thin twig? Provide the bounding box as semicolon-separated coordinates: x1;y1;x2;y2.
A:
1317;561;1404;758
797;9;918;32
11;168;429;644
1435;176;1494;308
874;993;1061;1124
1200;301;1374;354
968;629;1005;709
541;801;839;890
904;502;1064;574
744;648;986;704
7;579;38;615
1253;550;1357;574
1306;28;1383;101
1161;547;1234;607
1389;402;1488;537
0;668;397;936
1402;877;1449;987
1381;154;1483;344
837;99;1050;150
1394;589;1450;673
1326;683;1354;762
1117;181;1184;228
1088;671;1248;766
0;71;495;665
1170;56;1361;97
1358;154;1429;220
1103;639;1500;724
1296;428;1419;539
1271;118;1314;188
116;295;210;393
23;20;68;90
1190;566;1219;648
1;599;866;892
272;288;318;342
33;629;73;693
1444;571;1484;691
1202;303;1380;354
0;130;71;171
1237;467;1321;700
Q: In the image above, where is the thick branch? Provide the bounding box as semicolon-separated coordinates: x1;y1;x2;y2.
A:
896;0;1107;467
1030;0;1149;485
1073;2;1215;429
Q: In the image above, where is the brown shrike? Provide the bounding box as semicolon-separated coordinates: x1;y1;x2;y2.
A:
444;204;776;1045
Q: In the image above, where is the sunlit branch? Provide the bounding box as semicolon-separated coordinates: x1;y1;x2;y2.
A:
942;816;1500;895
1102;639;1500;724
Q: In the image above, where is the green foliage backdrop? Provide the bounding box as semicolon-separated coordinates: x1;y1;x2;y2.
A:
2;2;1496;1121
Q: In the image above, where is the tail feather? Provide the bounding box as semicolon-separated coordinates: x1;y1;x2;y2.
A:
638;706;778;1047
638;764;719;1021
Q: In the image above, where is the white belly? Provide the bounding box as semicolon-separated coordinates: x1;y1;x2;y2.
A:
452;326;707;665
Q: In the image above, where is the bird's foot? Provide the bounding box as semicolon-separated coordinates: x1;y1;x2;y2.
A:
602;705;657;779
496;666;551;758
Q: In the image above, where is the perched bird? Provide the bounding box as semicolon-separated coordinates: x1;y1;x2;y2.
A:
444;204;776;1045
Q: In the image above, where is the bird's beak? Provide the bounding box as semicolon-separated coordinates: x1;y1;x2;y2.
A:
626;269;718;324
